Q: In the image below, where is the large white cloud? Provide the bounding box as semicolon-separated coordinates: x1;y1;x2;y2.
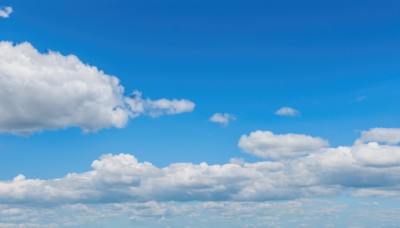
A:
2;128;400;205
238;130;328;159
0;42;195;134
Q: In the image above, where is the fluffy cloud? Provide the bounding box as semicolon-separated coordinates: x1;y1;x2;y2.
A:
0;127;399;213
0;42;194;134
238;131;328;159
360;128;400;145
351;141;400;167
274;107;300;116
209;113;236;126
0;154;296;204
0;7;12;18
2;128;400;206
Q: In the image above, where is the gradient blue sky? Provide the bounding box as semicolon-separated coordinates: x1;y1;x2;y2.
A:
1;0;400;227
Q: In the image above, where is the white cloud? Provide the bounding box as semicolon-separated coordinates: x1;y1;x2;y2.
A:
274;107;300;116
209;113;235;126
126;91;195;118
0;7;12;18
0;42;194;134
2;129;400;206
238;130;328;159
0;128;399;216
0;153;329;205
351;141;400;167
360;128;400;145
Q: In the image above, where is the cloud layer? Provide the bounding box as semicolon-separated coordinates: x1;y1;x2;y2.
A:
0;42;194;134
1;128;400;205
0;6;12;18
0;199;351;227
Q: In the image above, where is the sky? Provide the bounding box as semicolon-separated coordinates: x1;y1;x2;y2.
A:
0;0;399;227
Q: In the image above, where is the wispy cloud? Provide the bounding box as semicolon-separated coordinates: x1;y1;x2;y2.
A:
0;6;12;18
275;107;300;117
0;199;349;227
126;90;195;118
209;113;236;126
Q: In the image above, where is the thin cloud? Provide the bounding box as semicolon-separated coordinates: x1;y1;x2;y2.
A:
275;107;300;116
126;90;195;118
0;199;347;227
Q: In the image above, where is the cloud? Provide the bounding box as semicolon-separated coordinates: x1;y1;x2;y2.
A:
209;113;236;126
238;131;328;159
0;153;307;204
2;128;400;206
0;7;12;18
2;198;399;227
0;199;349;227
274;107;300;116
351;141;400;167
126;91;195;118
0;42;194;134
0;126;399;215
360;128;400;145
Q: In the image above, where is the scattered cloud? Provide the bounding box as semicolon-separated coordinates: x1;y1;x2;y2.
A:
0;6;12;18
1;128;400;205
238;130;328;159
209;113;236;126
0;42;194;134
275;107;300;116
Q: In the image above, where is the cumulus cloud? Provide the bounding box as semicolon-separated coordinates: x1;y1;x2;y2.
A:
0;7;12;18
0;127;399;211
209;113;236;126
2;128;400;206
0;42;194;134
274;107;300;116
238;131;328;159
360;128;400;145
351;141;400;167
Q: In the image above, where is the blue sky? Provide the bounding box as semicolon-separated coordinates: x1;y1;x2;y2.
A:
0;0;400;227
